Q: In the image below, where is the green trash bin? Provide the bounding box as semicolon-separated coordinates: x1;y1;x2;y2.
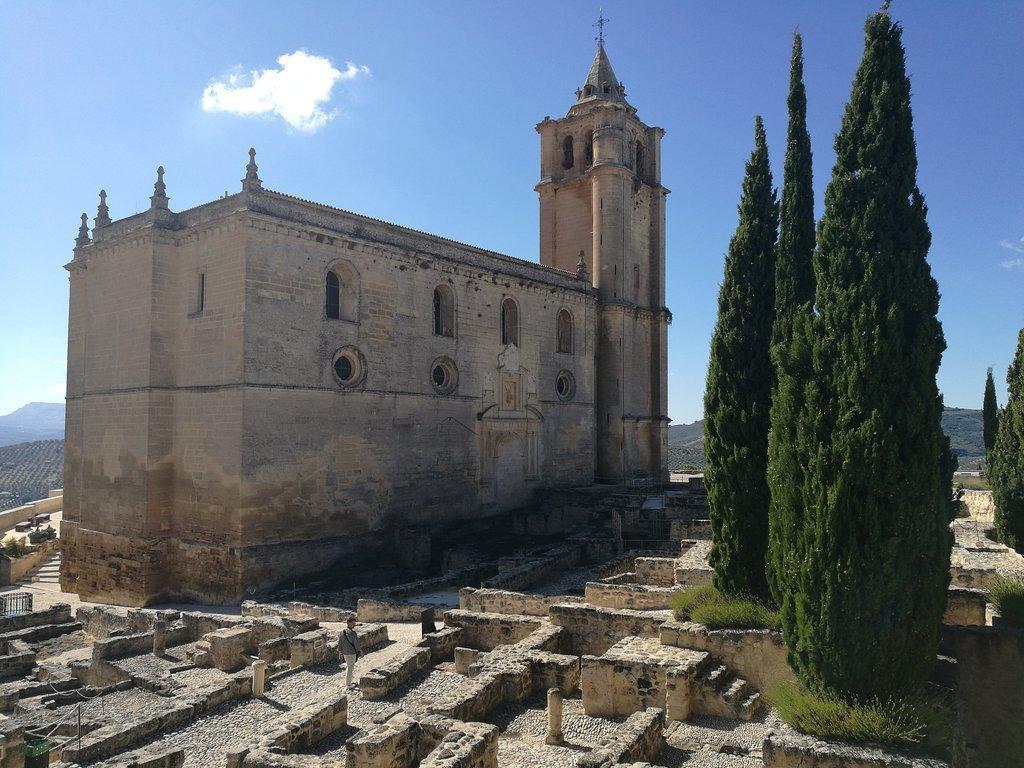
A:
25;739;52;768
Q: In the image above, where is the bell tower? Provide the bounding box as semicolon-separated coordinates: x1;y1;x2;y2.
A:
536;37;670;482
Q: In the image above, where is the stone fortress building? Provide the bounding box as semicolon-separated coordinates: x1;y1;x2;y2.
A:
60;42;671;606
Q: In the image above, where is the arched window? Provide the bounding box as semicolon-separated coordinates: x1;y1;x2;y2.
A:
556;309;573;354
562;136;574;170
635;142;646;179
501;298;519;347
433;285;455;337
325;270;341;320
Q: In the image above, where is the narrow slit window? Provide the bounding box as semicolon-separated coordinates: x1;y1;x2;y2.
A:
195;272;205;314
501;298;519;347
433;285;455;337
325;270;341;320
556;309;573;354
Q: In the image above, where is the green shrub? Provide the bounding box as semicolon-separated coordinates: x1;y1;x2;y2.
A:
2;537;29;558
694;597;781;631
671;584;719;620
989;578;1024;626
671;585;780;630
770;681;952;756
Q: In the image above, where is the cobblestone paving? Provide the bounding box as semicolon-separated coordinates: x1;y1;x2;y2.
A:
129;697;287;768
304;724;361;759
17;688;174;734
654;745;763;768
665;716;770;754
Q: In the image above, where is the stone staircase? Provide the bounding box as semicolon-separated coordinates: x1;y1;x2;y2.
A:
692;657;765;721
16;551;60;588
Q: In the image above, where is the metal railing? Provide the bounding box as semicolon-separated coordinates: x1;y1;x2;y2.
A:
0;591;33;616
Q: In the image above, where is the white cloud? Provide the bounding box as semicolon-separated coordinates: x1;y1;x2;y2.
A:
202;51;369;133
998;235;1024;255
1001;257;1024;271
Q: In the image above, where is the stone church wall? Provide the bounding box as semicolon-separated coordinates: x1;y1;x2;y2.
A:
63;196;599;605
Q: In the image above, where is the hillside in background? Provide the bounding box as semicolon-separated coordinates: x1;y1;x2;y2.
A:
0;439;63;511
0;402;64;447
667;406;985;471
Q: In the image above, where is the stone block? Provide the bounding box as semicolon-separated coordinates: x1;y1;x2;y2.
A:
206;626;255;672
288;630;331;668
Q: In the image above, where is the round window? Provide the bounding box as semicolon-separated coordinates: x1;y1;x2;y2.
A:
556;370;575;402
332;347;365;388
431;357;459;395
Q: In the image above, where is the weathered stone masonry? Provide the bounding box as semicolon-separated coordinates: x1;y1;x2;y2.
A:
61;43;670;606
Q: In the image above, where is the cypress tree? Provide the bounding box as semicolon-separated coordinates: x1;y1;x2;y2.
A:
983;367;999;457
781;11;954;700
767;32;815;606
704;116;778;601
991;329;1024;550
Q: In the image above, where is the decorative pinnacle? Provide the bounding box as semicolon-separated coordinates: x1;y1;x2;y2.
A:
150;165;169;210
96;189;111;228
576;250;590;281
243;147;262;189
75;212;90;247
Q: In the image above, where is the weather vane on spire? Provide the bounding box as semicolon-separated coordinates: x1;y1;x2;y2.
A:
594;8;609;46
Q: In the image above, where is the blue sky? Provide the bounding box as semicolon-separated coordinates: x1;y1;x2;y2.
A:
1;0;1021;424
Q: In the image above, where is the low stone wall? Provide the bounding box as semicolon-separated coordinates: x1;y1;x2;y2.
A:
578;708;665;768
417;627;464;663
632;557;676;587
481;542;585;592
98;746;185;768
458;588;582;617
0;640;34;678
419;720;498;768
763;723;949;768
0;537;59;585
60;700;195;764
260;690;348;753
442;610;541;651
548;604;669;656
288;630;331;668
943;624;1024;768
0;494;62;533
345;714;421;768
584;582;678;611
581;636;706;719
358;598;438;623
287;601;353;623
942;587;986;627
0;602;71;634
660;621;795;693
960;489;995;522
361;646;431;700
669;519;711;541
673;540;713;587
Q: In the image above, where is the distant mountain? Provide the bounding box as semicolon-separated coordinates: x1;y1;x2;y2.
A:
0;402;65;447
666;406;984;472
0;439;63;511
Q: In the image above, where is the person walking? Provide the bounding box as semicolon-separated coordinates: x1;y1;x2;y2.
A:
339;617;363;689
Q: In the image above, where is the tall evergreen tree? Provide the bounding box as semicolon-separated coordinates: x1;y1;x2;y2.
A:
704;116;778;602
767;32;816;606
991;329;1024;550
780;11;954;700
983;367;999;457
